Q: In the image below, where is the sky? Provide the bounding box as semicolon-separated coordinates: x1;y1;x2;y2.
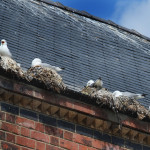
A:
52;0;150;37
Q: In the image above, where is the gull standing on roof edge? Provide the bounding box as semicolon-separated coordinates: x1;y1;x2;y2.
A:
31;58;64;72
0;39;12;58
92;77;103;90
113;90;147;100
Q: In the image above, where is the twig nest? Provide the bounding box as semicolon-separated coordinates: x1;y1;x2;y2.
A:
0;56;25;78
81;86;150;120
81;87;113;106
26;66;66;93
92;89;113;107
81;86;97;95
113;96;150;120
92;89;113;98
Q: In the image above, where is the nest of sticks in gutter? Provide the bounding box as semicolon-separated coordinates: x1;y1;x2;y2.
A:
81;86;150;120
112;96;150;120
81;86;114;108
0;56;66;93
0;56;25;79
26;66;66;93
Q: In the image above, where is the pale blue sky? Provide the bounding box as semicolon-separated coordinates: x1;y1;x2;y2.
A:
52;0;150;37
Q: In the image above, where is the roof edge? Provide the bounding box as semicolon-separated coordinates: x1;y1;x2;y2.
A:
39;0;150;42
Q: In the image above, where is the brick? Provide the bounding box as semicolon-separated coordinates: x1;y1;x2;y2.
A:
106;143;120;150
14;83;33;97
105;143;113;150
45;125;63;138
1;122;20;134
57;120;75;132
74;133;92;147
16;117;35;129
122;118;148;133
1;141;19;150
112;136;124;147
60;139;78;150
21;127;30;137
74;102;94;115
35;122;45;132
39;114;56;126
122;119;130;126
31;130;50;143
125;140;142;150
21;148;28;150
1;102;19;115
20;108;38;121
76;125;93;138
94;108;108;120
57;96;74;108
0;130;5;140
32;90;44;100
6;133;15;143
21;148;33;150
6;114;16;123
92;139;105;149
16;136;35;149
64;131;74;141
88;148;98;150
0;79;13;91
46;144;62;150
36;141;46;150
41;91;58;105
79;144;88;150
92;139;119;150
94;131;111;143
0;111;5;120
50;136;59;146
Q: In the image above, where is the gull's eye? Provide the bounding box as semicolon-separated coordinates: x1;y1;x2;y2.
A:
1;41;5;44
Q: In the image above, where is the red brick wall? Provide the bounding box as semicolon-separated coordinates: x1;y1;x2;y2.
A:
0;78;149;150
0;102;150;150
0;102;132;150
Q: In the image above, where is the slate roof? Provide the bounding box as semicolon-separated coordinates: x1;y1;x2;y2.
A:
0;0;150;108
